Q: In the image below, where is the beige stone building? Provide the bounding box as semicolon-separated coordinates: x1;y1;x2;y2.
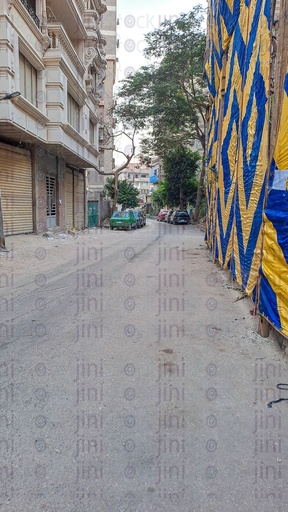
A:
86;0;117;219
0;0;112;234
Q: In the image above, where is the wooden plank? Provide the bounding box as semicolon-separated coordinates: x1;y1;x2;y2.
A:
258;316;270;337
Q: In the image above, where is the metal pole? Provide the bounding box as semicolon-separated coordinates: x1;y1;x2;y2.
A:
0;194;6;250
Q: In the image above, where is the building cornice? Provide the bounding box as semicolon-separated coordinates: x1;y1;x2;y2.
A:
16;96;50;126
75;0;85;16
18;37;45;70
84;143;100;157
62;122;89;146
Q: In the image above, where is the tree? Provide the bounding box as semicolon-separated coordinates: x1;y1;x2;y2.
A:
163;147;200;210
98;107;141;211
117;7;207;220
103;177;140;210
151;180;168;209
89;96;147;212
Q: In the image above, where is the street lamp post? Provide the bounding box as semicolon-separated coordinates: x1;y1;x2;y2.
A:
0;91;21;250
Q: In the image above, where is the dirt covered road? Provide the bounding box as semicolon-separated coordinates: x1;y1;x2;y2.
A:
0;220;287;512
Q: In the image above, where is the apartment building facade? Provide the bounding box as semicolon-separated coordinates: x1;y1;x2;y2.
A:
86;0;116;226
0;0;108;234
119;163;150;203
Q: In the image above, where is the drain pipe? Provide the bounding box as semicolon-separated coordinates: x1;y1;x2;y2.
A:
72;169;75;228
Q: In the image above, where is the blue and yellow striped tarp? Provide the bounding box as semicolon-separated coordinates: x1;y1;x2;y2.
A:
205;0;288;337
259;71;288;336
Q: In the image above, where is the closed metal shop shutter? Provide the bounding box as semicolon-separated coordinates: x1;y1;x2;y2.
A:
0;144;33;235
65;169;73;228
74;172;84;229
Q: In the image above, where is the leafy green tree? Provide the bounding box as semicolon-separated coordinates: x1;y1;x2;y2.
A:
185;176;199;206
118;181;140;209
163;147;200;210
151;180;168;209
103;178;139;210
116;7;207;220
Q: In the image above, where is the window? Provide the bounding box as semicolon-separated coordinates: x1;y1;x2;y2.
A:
89;119;95;144
21;0;40;27
27;0;36;9
19;53;37;106
68;93;80;132
99;127;104;142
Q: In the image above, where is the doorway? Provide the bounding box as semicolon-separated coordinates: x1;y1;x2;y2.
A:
46;175;56;228
88;201;98;227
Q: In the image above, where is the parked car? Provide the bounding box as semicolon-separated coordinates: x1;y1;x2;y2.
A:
134;207;146;226
157;210;168;222
131;210;143;228
109;211;137;230
165;209;174;223
140;209;146;226
170;211;190;225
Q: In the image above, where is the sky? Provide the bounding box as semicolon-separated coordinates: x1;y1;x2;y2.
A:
116;0;201;85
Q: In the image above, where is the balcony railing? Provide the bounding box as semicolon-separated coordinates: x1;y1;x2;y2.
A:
46;23;86;80
20;0;40;27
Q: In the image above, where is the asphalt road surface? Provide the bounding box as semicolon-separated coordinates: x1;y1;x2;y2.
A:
1;220;288;511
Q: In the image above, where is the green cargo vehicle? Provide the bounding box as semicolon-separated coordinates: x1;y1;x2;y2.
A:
109;211;137;231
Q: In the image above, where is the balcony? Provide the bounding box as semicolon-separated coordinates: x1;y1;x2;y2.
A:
20;0;40;27
45;23;86;84
46;0;87;40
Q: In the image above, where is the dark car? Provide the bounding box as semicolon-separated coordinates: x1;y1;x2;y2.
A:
139;209;146;226
171;211;190;225
165;209;174;223
131;210;143;228
134;207;146;226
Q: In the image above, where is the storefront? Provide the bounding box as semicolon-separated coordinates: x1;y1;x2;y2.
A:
0;143;33;235
65;168;85;230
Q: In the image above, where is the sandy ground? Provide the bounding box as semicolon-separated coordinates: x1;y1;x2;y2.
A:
1;221;287;512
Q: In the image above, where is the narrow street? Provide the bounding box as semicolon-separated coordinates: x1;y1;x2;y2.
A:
1;220;287;512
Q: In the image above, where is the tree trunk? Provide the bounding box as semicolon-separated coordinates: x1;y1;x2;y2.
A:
193;156;205;222
0;195;6;250
179;185;185;210
112;171;119;212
